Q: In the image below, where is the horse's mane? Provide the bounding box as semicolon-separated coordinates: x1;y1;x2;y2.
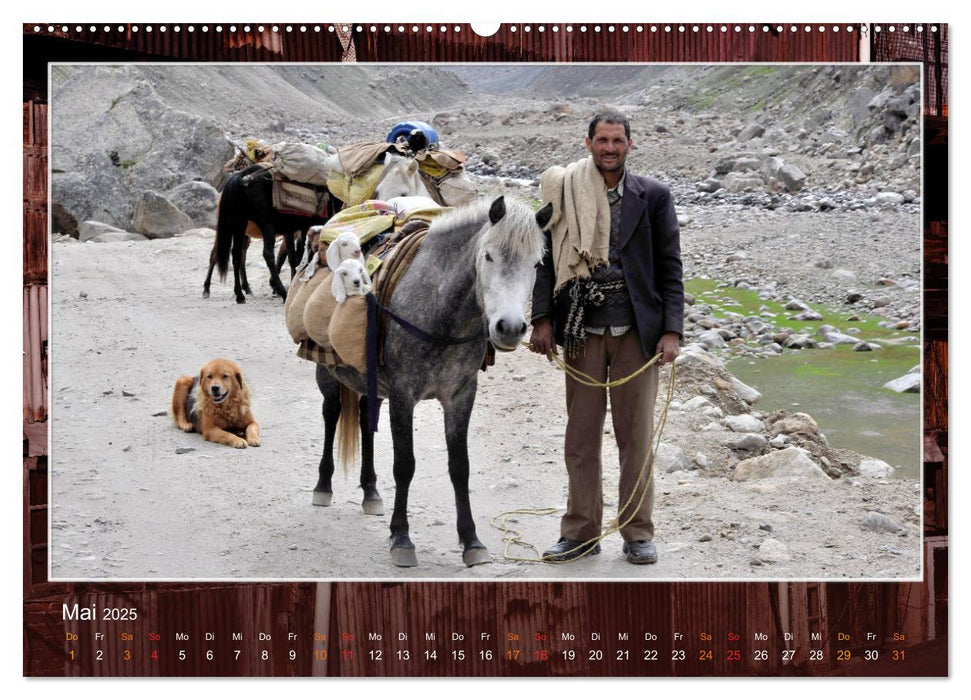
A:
428;199;545;264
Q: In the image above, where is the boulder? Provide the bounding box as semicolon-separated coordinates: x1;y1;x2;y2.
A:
88;231;147;243
697;330;726;349
857;458;895;478
734;447;831;482
167;181;219;228
724;414;765;433
876;192;905;205
784;298;810;312
861;512;903;534
738;124;765;142
133;191;194;239
682;396;715;411
769;413;819;436
884;373;920;393
51;66;233;231
725;433;768;452
783;334;818;350
731;377;761;405
757;538;791;562
657;443;695;473
79;220;127;242
777;163;806;192
821;330;861;345
721;172;765;192
790;310;823;322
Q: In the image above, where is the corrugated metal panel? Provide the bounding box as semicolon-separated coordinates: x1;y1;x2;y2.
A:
47;584;318;676
25;23;861;64
23;285;48;427
24;100;46;284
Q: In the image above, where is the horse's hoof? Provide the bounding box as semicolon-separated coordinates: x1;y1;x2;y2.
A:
362;497;384;516
311;491;333;507
390;547;418;568
463;547;491;567
202;290;210;299
236;297;246;304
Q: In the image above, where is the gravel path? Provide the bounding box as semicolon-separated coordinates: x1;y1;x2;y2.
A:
49;230;921;581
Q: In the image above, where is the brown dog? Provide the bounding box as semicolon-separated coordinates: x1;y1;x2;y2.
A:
171;359;260;449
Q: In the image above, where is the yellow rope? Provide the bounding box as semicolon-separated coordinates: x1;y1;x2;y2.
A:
489;345;677;564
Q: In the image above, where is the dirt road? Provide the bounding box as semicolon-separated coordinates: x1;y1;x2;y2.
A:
49;232;921;581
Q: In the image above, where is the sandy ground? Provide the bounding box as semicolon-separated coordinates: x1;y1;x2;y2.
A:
49;232;921;581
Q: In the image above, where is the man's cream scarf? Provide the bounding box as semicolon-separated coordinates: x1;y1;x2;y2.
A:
539;156;612;293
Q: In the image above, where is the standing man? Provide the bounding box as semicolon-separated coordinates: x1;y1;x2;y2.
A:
530;112;683;565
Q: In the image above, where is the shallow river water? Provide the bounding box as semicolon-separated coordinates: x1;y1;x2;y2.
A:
729;344;921;479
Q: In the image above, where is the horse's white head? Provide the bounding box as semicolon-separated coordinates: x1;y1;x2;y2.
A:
375;153;432;201
331;258;372;304
325;232;363;270
476;196;554;351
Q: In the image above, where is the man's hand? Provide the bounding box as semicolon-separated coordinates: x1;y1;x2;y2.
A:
529;317;558;359
656;332;680;365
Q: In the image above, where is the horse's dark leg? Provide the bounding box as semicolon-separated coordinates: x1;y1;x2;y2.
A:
312;365;340;507
388;394;418;567
283;227;299;278
443;385;490;566
203;243;217;298
259;224;288;300
231;234;246;304
240;237;252;295
275;234;289;275
359;395;383;515
295;230;307;272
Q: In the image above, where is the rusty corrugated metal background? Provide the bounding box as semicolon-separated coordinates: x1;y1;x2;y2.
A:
22;21;947;678
334;582;778;676
25;22;862;64
44;584;318;676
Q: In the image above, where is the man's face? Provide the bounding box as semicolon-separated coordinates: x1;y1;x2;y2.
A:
585;121;632;175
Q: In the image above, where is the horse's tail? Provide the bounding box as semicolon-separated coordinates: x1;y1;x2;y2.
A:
336;383;360;476
215;170;249;281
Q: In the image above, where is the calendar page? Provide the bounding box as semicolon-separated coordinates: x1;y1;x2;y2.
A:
22;21;948;678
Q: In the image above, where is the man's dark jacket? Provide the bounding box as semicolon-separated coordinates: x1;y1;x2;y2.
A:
531;172;684;358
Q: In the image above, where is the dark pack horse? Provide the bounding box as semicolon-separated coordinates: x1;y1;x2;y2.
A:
209;164;339;303
315;196;553;567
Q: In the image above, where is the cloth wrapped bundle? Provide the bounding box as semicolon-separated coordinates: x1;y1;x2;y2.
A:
328;295;369;373
285;265;332;344
303;271;339;350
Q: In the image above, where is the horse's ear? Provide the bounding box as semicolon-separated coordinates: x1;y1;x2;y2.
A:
535;202;554;230
489;196;506;225
407;159;419;175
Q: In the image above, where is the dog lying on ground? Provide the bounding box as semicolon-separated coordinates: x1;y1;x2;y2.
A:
171;358;260;449
331;258;372;303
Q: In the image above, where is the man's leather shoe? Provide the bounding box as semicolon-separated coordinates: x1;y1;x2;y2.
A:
623;540;658;565
543;537;601;562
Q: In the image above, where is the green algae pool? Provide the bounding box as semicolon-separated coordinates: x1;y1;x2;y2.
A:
686;278;921;478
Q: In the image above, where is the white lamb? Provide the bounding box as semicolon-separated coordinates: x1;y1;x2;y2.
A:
331;258;373;304
326;232;363;270
301;231;362;281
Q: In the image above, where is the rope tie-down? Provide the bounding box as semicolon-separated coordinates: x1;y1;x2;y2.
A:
489;347;677;565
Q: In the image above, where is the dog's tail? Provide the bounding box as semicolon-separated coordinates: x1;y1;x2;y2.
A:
336;383;360;476
215;169;251;281
170;375;196;431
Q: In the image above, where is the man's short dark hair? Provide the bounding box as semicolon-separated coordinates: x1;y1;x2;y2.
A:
588;112;631;140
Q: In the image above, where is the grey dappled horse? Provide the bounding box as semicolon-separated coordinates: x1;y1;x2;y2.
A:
316;196;553;567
